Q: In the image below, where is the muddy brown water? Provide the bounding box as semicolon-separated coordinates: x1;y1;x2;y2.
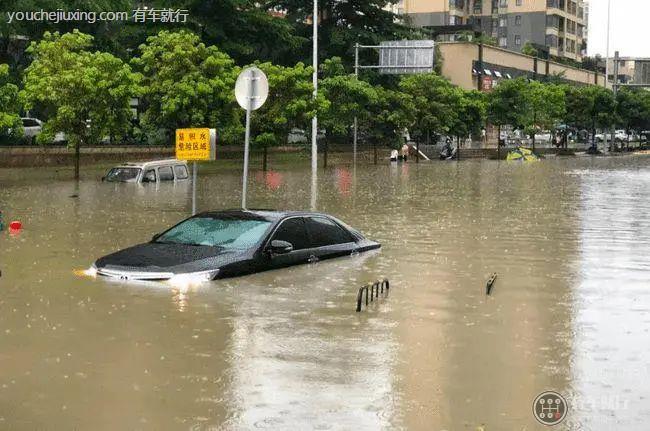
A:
1;156;650;430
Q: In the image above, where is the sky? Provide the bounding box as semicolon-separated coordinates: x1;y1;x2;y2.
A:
587;0;650;58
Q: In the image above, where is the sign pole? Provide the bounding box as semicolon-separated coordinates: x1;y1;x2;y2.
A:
242;103;252;209
234;66;269;210
192;161;197;215
353;42;359;165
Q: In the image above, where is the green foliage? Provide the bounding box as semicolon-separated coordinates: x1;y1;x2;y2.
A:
0;64;22;136
616;88;650;133
521;42;538;57
488;78;565;138
21;30;140;146
565;85;616;132
268;0;419;65
399;73;461;138
320;69;378;142
367;86;416;148
134;30;239;143
522;81;565;138
252;61;326;147
452;89;487;138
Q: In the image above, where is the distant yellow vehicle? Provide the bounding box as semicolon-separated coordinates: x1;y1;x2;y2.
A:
506;147;539;162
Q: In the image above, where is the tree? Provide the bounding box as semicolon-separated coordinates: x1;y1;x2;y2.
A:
252;61;326;170
134;30;239;145
21;30;140;179
320;57;379;165
268;0;418;66
0;64;21;138
565;85;616;148
488;78;528;156
452;89;487;143
521;41;538;57
521;81;565;150
367;86;416;163
399;73;461;145
616;88;650;149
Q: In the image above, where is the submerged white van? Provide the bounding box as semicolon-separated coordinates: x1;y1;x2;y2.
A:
103;159;190;183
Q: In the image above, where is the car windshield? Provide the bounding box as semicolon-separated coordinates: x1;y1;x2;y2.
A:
155;216;272;249
105;167;141;182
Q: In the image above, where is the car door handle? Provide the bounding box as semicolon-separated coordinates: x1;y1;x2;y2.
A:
307;254;319;263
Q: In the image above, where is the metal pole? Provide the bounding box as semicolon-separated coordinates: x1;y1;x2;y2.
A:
311;0;318;177
242;105;251;209
612;50;619;151
353;43;359;165
605;0;612;151
192;161;197;215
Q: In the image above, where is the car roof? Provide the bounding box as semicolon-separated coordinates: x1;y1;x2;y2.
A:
114;159;188;169
194;209;335;222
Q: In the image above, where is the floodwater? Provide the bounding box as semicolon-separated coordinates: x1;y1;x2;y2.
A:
1;155;650;430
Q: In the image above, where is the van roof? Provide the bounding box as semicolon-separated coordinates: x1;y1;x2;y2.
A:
116;159;188;168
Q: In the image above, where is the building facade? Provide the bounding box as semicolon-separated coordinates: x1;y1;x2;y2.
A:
395;0;588;61
437;41;604;90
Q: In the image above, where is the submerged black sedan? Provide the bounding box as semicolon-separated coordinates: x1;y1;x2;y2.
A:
90;210;380;282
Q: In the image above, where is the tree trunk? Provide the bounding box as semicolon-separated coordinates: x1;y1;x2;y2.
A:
262;144;268;171
74;140;80;181
323;140;328;168
497;124;501;160
373;140;378;165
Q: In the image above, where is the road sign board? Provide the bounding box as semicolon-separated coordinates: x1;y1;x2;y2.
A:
235;67;269;111
175;128;216;161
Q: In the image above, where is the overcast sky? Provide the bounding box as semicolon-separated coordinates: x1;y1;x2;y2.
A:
588;0;650;58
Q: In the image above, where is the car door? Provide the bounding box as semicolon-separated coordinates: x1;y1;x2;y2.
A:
304;216;357;261
265;217;314;270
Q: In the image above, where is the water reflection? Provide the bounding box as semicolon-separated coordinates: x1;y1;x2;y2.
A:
1;156;649;429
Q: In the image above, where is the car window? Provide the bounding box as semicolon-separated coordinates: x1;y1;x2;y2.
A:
156;217;272;249
143;169;156;183
158;166;174;181
271;217;310;250
305;216;354;247
174;165;188;179
105;167;141;182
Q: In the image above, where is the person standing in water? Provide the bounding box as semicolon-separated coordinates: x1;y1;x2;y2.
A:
401;143;409;162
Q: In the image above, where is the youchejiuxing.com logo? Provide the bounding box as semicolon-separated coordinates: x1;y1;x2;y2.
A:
533;391;568;426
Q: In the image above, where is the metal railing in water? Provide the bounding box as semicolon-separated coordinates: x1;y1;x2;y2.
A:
356;279;390;312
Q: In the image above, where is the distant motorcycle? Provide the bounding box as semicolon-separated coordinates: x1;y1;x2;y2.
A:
439;140;457;160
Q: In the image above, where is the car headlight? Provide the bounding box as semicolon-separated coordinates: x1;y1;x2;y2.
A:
168;269;219;286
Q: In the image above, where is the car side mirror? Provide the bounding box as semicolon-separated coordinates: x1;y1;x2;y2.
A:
101;176;105;182
268;240;293;255
151;233;161;242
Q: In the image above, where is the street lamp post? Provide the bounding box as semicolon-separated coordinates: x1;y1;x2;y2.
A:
604;0;613;151
310;0;318;211
311;0;318;173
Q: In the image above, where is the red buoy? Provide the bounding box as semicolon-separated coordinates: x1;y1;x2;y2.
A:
9;221;21;230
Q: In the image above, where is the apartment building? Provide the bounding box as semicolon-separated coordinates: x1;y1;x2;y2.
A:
395;0;588;61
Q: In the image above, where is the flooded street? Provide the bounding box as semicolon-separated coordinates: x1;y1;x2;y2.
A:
1;156;650;430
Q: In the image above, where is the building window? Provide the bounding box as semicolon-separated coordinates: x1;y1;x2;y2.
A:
545;34;558;48
515;35;522;46
499;37;508;47
499;0;508;7
499;17;507;27
515;15;522;25
516;0;522;5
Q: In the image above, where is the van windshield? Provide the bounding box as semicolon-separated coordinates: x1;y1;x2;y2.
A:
105;167;141;182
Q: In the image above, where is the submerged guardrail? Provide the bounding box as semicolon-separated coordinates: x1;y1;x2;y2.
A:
356;279;390;312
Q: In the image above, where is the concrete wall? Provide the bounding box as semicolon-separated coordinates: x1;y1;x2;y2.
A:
439;43;478;90
438;42;605;90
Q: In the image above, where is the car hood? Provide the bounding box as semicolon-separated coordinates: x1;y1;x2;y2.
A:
94;242;245;271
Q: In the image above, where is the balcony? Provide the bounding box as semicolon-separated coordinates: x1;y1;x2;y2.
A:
449;0;466;10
